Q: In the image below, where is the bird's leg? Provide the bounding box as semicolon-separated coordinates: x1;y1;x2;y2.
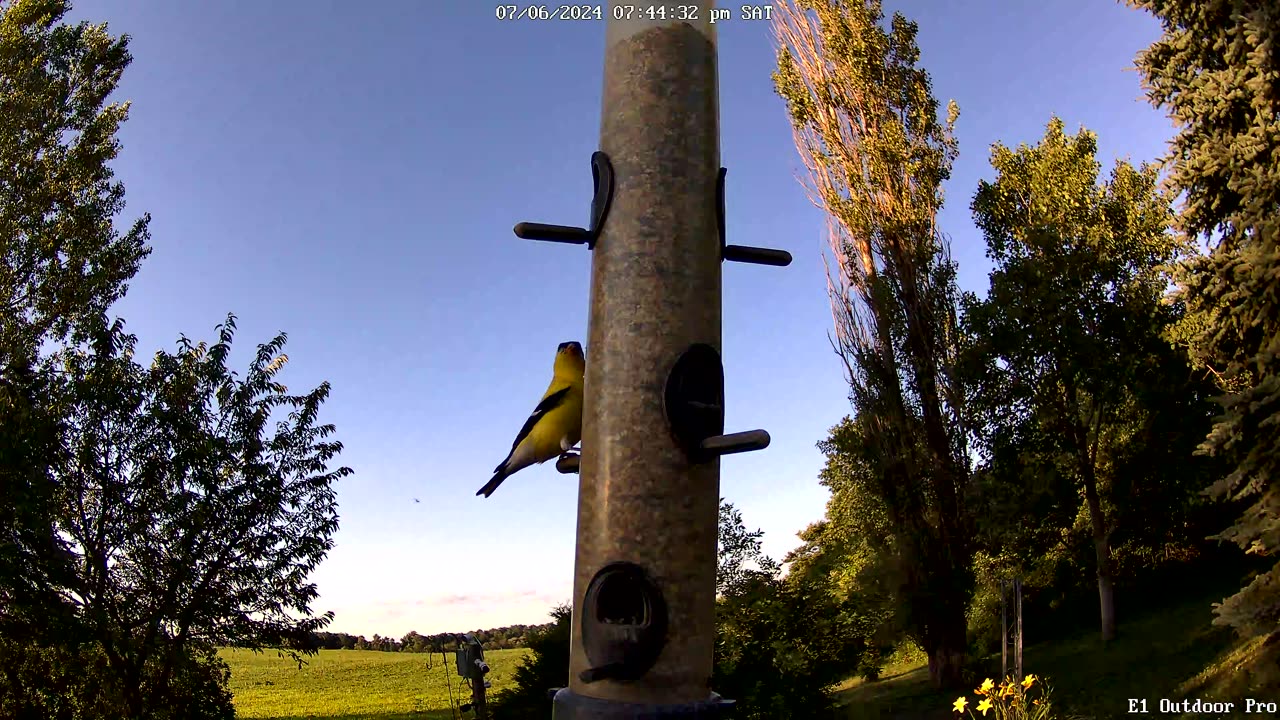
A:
560;437;581;456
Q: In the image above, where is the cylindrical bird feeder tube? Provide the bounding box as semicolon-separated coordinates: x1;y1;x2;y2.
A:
553;1;727;716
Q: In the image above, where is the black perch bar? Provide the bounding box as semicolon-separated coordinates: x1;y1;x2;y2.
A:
723;245;792;266
553;430;768;478
513;152;615;249
556;453;581;475
515;161;792;270
717;167;793;267
514;222;592;245
700;429;770;456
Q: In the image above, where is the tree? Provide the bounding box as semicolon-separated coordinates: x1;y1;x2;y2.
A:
795;416;914;680
489;604;572;720
717;498;780;596
0;0;151;641
0;0;150;355
50;316;350;716
962;117;1188;642
772;0;972;688
0;637;235;720
713;500;870;718
1128;0;1280;638
0;356;80;642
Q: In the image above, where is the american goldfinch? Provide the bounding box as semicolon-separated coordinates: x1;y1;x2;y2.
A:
476;341;585;498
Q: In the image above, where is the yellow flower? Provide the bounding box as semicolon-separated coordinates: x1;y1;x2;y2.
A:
977;698;993;716
953;696;968;713
1000;682;1016;698
1034;699;1042;706
1022;674;1037;689
976;678;995;695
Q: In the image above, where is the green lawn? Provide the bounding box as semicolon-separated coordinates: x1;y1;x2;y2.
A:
224;586;1278;720
221;647;530;720
833;585;1278;720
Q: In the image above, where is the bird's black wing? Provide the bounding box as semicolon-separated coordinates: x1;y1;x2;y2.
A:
481;385;574;497
505;385;572;454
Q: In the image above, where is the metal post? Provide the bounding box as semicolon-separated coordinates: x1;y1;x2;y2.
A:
1000;579;1008;680
1015;577;1024;681
471;669;489;720
456;634;490;720
552;1;728;717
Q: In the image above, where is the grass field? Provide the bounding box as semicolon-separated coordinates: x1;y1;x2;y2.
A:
833;584;1280;720
224;584;1278;720
221;647;530;720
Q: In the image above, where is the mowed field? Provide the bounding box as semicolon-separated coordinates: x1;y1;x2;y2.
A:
221;647;532;720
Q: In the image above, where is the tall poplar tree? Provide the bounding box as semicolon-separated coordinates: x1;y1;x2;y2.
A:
771;0;971;688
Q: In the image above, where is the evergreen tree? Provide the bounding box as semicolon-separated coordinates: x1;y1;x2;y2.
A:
1129;0;1280;637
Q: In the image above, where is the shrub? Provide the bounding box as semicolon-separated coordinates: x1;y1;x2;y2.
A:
0;638;234;720
489;604;571;719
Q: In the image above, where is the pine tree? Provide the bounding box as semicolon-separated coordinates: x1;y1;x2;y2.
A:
1129;0;1280;637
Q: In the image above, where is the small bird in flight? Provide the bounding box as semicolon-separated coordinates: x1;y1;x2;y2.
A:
477;341;585;498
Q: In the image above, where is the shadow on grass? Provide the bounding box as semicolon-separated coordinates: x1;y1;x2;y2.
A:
837;664;952;720
834;583;1248;720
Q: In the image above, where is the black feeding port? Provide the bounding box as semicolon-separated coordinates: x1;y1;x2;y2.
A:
579;562;668;684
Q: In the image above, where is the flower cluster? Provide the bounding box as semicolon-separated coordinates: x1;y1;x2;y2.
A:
951;674;1057;719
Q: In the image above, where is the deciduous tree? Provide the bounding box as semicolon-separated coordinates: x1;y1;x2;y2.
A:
0;0;150;355
54;316;351;717
963;117;1189;642
772;0;972;688
0;0;149;644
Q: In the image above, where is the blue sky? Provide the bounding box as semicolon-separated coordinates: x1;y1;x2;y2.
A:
67;0;1172;638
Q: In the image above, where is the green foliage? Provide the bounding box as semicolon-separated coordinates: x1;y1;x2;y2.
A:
961;116;1202;641
718;499;781;596
1130;0;1280;639
0;353;80;643
714;571;871;719
791;417;907;678
835;579;1264;718
488;604;570;719
0;3;352;716
0;0;149;646
713;499;869;718
0;0;151;355
772;0;972;688
47;316;351;712
134;644;236;720
1;312;350;717
0;638;234;720
0;639;122;720
315;625;551;654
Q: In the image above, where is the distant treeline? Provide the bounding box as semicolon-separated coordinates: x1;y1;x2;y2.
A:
311;622;556;653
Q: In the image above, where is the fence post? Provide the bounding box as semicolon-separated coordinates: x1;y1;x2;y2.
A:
1000;579;1008;679
1015;577;1023;681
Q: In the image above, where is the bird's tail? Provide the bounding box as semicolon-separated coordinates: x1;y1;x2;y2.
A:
476;463;509;498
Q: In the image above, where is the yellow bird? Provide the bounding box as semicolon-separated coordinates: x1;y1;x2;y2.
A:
476;341;585;498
